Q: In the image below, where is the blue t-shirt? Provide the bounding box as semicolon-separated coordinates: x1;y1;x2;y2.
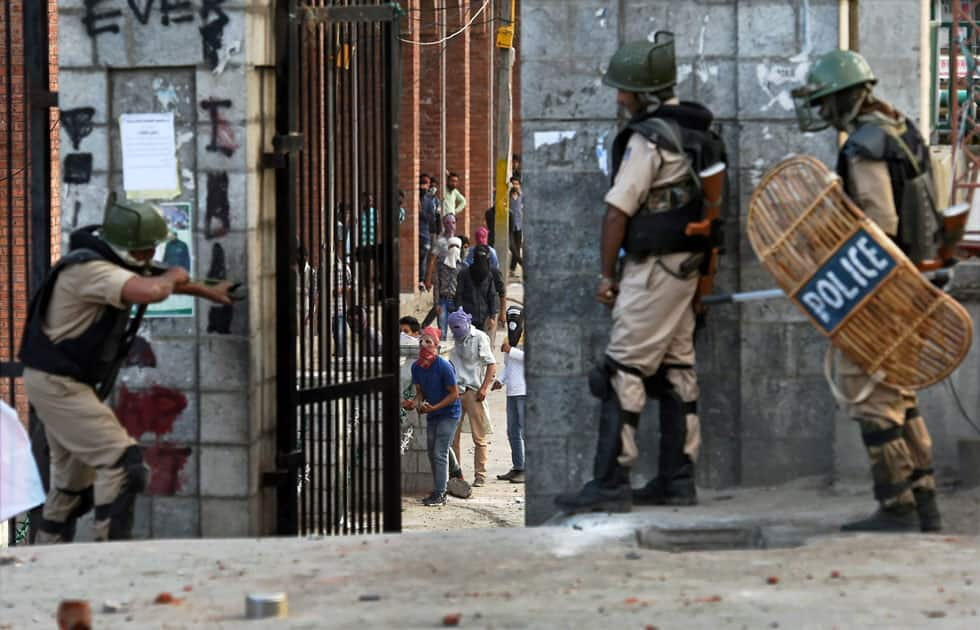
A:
411;356;461;422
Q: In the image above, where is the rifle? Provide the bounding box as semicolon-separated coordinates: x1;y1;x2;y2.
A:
683;162;726;317
95;264;246;400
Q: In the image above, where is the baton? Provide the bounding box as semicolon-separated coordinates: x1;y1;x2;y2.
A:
699;288;785;306
700;270;953;307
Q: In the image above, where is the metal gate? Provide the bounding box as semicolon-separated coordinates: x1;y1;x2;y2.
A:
270;1;402;535
1;0;55;545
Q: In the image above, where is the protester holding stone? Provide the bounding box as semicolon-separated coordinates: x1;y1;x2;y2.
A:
403;326;461;506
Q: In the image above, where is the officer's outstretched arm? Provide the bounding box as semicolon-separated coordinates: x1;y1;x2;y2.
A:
121;267;190;304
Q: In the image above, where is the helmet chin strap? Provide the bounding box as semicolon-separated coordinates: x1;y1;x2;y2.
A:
638;92;663;113
109;243;152;269
829;87;870;133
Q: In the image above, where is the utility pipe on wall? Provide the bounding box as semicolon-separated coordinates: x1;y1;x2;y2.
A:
920;0;931;137
838;0;850;147
838;0;849;51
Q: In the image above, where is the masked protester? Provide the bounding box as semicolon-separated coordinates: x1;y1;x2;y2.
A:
425;214;461;335
447;308;496;487
555;32;725;514
19;198;214;542
455;245;500;340
434;237;464;336
791;50;942;532
465;226;500;269
402;327;462;506
493;304;527;483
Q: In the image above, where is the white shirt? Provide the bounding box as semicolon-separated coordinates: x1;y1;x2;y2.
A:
498;346;526;396
449;327;496;391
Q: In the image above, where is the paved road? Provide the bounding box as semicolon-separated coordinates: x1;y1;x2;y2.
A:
2;521;978;628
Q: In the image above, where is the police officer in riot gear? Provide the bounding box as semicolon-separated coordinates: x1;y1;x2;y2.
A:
555;33;724;513
792;50;942;532
21;198;201;542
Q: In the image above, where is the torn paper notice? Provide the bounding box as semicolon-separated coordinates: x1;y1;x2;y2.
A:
534;130;577;150
120;112;180;199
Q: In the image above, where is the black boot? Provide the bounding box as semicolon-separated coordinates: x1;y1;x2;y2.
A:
555;399;634;514
633;390;697;506
913;488;942;532
841;503;919;532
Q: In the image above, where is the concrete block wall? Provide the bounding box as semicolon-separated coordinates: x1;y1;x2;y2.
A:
522;0;940;525
57;0;275;538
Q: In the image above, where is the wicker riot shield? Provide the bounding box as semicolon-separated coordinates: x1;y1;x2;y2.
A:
748;156;972;389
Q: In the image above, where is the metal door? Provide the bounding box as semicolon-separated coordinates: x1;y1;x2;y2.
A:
271;1;402;535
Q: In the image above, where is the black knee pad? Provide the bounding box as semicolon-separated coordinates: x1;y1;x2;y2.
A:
643;367;671;400
588;364;612;400
115;445;150;493
38;486;94;543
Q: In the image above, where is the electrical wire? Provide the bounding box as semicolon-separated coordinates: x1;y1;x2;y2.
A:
946;379;980;437
0;116;60;185
399;0;491;46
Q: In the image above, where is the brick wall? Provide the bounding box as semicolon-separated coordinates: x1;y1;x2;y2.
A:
397;0;518;293
0;0;58;424
398;0;422;290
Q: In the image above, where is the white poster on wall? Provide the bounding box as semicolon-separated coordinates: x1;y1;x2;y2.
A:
119;112;180;199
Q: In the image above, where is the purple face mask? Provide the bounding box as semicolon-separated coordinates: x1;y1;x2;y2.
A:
447;307;472;339
442;214;456;238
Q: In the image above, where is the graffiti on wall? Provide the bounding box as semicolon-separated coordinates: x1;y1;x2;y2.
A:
200;98;238;156
205;171;230;238
82;0;233;73
207;242;233;334
61;107;96;185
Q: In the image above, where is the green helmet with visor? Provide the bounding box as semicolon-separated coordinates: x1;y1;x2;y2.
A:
792;49;877;132
101;195;169;252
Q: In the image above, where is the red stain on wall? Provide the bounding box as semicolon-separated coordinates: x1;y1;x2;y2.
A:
116;385;188;439
143;445;192;495
115;385;191;496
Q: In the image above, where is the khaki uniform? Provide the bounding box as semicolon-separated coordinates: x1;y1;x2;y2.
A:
604;128;701;462
23;260;138;542
839;112;935;508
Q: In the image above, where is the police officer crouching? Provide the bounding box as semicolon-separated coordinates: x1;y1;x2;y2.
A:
20;199;217;542
555;33;725;513
792;50;942;532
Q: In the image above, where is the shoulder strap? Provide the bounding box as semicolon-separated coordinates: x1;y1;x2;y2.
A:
843;123;890;160
630;117;701;185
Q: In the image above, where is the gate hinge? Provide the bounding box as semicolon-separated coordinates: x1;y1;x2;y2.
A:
273;133;304;154
261;133;304;169
30;89;58;109
261;449;305;487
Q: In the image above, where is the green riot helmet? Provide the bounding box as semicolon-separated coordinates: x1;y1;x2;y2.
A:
602;32;677;93
101;195;169;251
792;49;877;132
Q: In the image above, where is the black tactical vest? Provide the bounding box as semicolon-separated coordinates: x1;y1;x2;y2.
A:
837;116;941;263
610;102;727;257
19;226;142;386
